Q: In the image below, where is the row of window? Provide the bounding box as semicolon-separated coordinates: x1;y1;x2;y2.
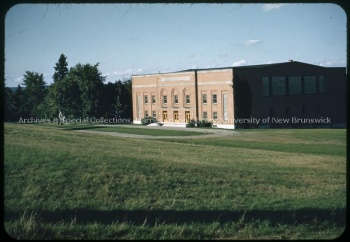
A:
262;76;325;96
203;111;218;119
143;94;219;105
202;94;217;104
144;110;220;120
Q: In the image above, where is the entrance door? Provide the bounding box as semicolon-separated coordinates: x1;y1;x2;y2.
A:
174;111;179;122
185;111;191;123
163;111;168;122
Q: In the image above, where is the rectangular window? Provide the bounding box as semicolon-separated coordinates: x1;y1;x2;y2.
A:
302;105;306;113
144;110;148;117
137;95;141;118
144;95;148;104
286;106;290;114
163;95;167;104
316;104;320;113
262;77;270;96
152;95;156;104
203;111;207;119
213;111;218;120
152;111;156;118
186;95;190;104
202;94;207;104
272;76;286;96
174;95;178;104
269;108;274;117
212;94;217;104
223;93;228;121
318;76;325;93
289;76;302;95
304;76;317;94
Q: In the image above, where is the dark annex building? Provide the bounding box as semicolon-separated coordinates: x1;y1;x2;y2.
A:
233;60;347;128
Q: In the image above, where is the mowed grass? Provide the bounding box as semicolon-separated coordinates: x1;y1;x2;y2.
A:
4;123;346;239
162;129;346;156
56;124;205;136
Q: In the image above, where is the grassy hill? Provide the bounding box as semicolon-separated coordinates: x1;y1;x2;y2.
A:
4;123;346;239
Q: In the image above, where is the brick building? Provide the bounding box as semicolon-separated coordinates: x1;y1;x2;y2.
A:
131;61;346;128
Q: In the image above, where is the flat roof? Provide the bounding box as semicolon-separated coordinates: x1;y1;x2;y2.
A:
132;61;345;77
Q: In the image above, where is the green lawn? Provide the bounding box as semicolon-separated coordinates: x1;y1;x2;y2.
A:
162;129;346;156
4;123;346;239
57;124;206;136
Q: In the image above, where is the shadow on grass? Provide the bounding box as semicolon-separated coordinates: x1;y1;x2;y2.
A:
59;125;106;131
5;208;345;226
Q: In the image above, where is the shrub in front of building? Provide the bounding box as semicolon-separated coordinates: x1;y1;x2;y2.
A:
141;117;158;125
186;119;213;128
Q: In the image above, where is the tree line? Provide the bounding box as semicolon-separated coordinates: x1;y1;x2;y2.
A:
4;54;132;123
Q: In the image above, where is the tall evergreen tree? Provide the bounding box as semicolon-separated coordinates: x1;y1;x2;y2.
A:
52;54;69;83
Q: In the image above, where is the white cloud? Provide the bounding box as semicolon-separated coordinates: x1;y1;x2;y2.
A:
104;68;147;81
112;69;132;76
262;4;286;12
205;62;217;68
135;68;144;73
231;60;247;67
314;60;347;67
15;76;23;83
244;39;262;46
320;61;333;66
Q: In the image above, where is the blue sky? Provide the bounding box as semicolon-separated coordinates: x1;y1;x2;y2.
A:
5;3;346;87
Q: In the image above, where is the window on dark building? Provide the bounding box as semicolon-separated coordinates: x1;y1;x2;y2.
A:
269;108;274;117
272;76;286;96
318;76;325;93
289;76;302;95
262;77;270;96
304;76;317;94
316;104;320;113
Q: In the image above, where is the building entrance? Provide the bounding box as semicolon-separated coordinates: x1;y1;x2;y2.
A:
185;111;191;123
163;111;168;122
173;111;179;122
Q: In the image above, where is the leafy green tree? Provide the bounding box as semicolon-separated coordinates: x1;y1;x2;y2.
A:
101;82;118;118
43;76;83;119
57;76;82;118
22;71;47;117
12;85;27;118
53;54;69;83
117;79;132;119
69;63;105;118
